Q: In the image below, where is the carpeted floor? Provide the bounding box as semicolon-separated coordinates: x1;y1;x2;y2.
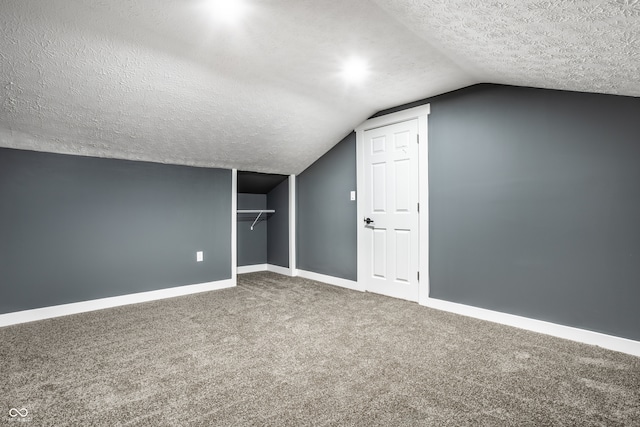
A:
1;272;639;426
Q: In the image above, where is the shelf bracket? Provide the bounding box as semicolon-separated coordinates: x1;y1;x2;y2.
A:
236;209;274;230
250;211;263;231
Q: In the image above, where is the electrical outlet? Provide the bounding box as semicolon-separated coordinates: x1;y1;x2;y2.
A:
350;191;356;201
196;251;204;262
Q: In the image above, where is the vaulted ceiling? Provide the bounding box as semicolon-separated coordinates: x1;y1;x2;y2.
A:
1;1;638;174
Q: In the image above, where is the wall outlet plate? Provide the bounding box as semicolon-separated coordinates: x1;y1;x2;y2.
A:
350;191;356;201
196;251;204;262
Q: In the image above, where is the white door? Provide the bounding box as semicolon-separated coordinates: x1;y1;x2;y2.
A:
362;119;420;301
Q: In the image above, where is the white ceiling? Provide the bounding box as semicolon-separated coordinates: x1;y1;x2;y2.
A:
1;0;638;175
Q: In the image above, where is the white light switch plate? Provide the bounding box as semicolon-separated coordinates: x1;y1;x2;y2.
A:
196;251;204;262
350;191;356;201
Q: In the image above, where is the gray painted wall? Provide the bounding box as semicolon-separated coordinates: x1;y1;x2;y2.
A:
267;179;289;268
238;171;288;194
303;83;640;341
378;84;640;341
296;133;357;280
0;148;231;314
237;193;267;266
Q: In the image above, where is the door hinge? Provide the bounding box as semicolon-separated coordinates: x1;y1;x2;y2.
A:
417;134;419;144
417;202;420;212
417;271;420;281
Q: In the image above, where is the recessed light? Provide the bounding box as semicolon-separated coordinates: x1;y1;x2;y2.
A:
205;0;249;25
341;57;370;84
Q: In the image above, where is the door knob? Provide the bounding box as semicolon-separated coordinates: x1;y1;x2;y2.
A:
364;217;374;225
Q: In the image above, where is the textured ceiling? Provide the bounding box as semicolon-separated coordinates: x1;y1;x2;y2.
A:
1;1;638;174
373;0;640;97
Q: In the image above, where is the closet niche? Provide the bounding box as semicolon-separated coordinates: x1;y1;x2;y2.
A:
237;171;290;273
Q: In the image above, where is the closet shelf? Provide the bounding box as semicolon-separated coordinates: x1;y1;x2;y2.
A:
236;209;275;230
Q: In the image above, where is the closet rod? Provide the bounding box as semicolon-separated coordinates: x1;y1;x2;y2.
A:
236;209;275;230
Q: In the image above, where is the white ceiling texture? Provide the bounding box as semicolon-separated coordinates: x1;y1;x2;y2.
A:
1;1;638;174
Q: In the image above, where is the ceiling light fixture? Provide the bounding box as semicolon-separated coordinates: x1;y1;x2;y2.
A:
341;57;370;85
205;0;249;26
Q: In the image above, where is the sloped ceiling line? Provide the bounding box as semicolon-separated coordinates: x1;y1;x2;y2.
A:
1;0;638;174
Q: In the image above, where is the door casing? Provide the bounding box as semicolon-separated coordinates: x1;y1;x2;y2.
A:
355;104;431;305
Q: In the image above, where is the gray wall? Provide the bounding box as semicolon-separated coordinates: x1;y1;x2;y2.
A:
0;148;231;314
304;83;640;341
297;133;357;280
380;84;640;341
237;193;267;266
267;179;289;268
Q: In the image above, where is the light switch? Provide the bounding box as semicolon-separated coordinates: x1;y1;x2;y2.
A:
196;251;204;262
350;191;356;201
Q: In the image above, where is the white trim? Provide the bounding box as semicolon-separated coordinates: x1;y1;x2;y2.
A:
0;279;235;328
426;297;640;357
237;264;268;274
417;107;430;306
289;174;297;277
236;264;295;276
296;269;363;292
356;104;431;132
234;265;360;290
231;169;238;286
355;104;431;302
267;264;292;276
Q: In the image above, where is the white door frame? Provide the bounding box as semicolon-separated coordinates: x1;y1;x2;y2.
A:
233;172;297;278
355;104;431;305
288;174;297;276
231;169;238;286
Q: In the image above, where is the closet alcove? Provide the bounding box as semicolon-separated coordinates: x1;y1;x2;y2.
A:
236;171;291;274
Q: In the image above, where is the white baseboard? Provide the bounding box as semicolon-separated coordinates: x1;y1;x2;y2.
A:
237;266;360;291
425;297;640;358
236;264;292;275
237;264;268;274
0;279;235;328
267;264;292;276
296;269;363;292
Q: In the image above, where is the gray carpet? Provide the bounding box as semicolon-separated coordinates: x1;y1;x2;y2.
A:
1;272;639;426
